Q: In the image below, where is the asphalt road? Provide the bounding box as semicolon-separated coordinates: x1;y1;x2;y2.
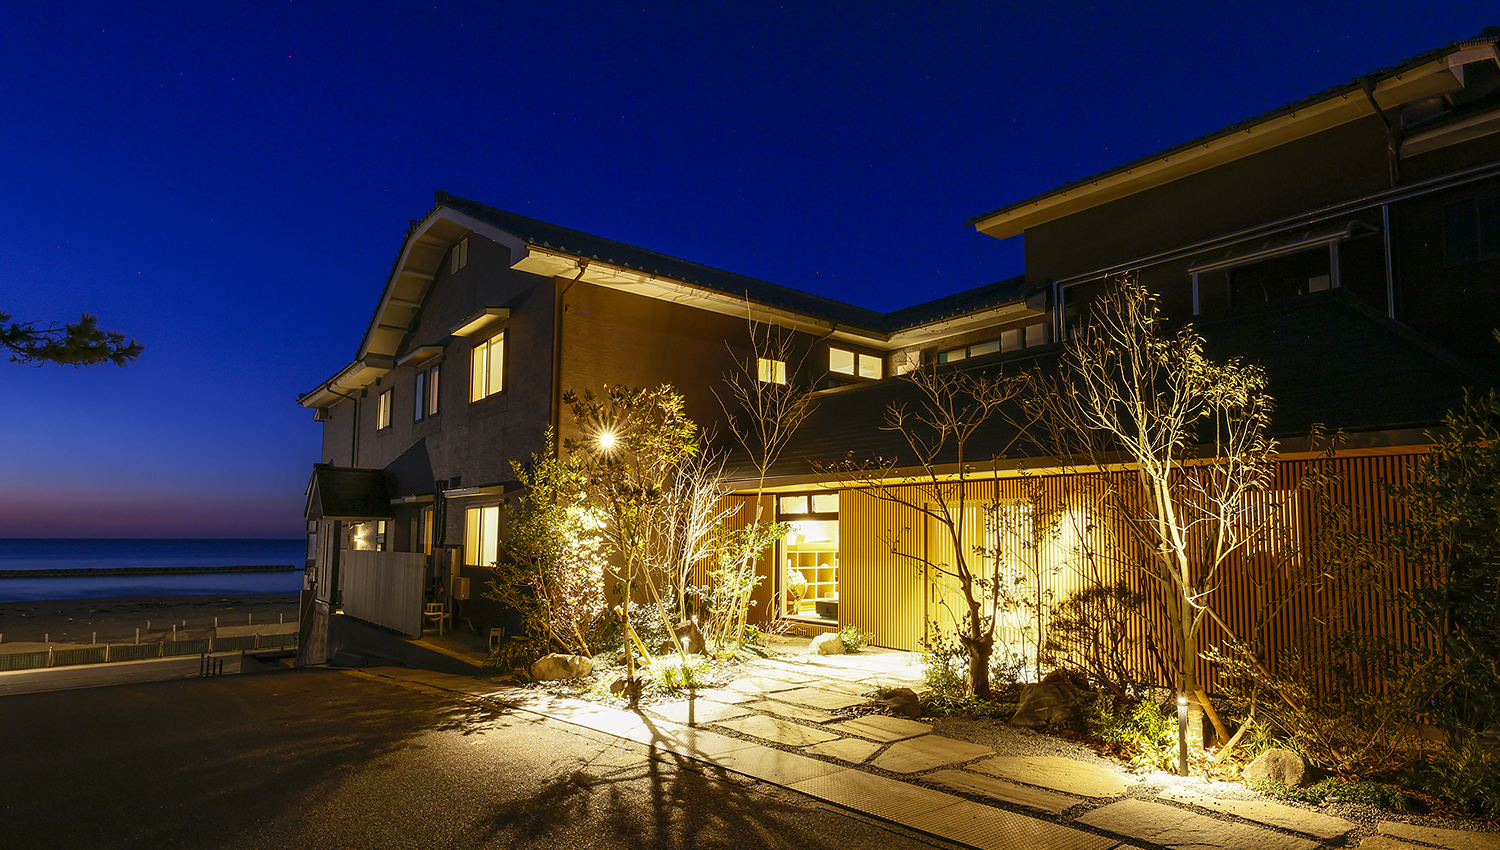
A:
2;667;968;850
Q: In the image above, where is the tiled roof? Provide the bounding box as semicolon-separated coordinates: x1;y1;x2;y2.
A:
435;191;887;331
740;292;1490;481
966;31;1499;229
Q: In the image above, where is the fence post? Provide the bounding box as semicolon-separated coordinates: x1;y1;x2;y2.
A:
209;637;214;653
105;643;111;662
48;647;54;667
158;641;164;658
254;634;260;650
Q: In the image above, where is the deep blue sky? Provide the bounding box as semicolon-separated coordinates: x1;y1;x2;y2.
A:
0;2;1488;537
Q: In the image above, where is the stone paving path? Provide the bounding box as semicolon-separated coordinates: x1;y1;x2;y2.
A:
361;648;1500;850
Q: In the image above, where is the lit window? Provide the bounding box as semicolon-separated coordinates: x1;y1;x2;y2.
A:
829;345;882;379
810;493;839;513
779;495;809;515
470;332;504;402
465;505;501;567
377;388;392;430
829;346;855;375
937;347;967;364
415;364;440;420
451;237;469;273
757;357;787;385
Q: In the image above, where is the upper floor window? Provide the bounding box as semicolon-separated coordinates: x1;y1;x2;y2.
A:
470;332;504;402
1444;194;1500;266
376;388;393;430
829;345;882;380
414;364;440;421
937;325;1047;363
465;504;500;568
757;357;787;385
451;237;469;273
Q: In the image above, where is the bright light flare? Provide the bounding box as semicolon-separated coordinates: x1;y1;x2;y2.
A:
597;430;617;450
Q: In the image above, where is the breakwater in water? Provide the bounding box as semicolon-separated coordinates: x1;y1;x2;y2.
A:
0;565;299;579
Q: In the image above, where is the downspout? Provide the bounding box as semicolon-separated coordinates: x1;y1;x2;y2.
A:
323;384;361;467
1360;76;1403;188
550;260;589;455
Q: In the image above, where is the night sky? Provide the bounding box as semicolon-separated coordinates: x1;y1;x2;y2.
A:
0;2;1488;538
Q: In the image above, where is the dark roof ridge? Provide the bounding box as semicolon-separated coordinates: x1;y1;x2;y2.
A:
966;32;1497;229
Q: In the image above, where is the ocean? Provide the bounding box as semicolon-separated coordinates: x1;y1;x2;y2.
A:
0;539;305;603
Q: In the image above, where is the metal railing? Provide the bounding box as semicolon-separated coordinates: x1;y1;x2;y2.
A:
0;627;301;672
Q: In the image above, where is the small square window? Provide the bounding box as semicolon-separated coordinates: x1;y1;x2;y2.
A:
1025;323;1049;348
377;388;392;430
779;495;809;515
810;493;839;513
829;346;855;375
757;357;787;385
857;352;882;380
937;347;967;364
1001;328;1023;351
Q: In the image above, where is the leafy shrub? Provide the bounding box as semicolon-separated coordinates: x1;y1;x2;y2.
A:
917;631;1020;717
839;625;872;653
1248;777;1419;812
1082;693;1178;772
650;659;709;695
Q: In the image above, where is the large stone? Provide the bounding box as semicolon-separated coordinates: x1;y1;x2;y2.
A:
809;632;845;655
746;699;838;724
873;687;921;719
869;735;993;773
1010;670;1089;727
771;687;868;710
1077;799;1318;850
531;653;594;681
1243;747;1308;787
1379;822;1500;850
803;737;882;763
971;755;1133;798
673;621;706;655
1158;788;1355;839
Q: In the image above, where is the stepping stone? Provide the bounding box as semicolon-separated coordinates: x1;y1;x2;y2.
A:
745;699;838;724
804;738;882;763
646;699;751;726
926;769;1080;815
971;755;1133;798
1361;839;1427;849
726;676;801;695
1077;799;1318;850
830;714;932;742
1159;788;1355;839
1380;822;1500;850
684;687;757;704
771;687;870;710
870;735;994;773
714;714;841;747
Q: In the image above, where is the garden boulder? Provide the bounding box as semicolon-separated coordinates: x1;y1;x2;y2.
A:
810;632;845;655
674;621;706;655
1010;670;1090;727
531;653;594;681
874;687;922;719
1243;747;1308;787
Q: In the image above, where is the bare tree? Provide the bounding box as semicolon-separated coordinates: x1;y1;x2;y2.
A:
1035;279;1275;758
712;312;817;649
822;362;1030;700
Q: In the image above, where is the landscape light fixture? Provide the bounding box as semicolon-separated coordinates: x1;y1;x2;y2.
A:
1177;692;1190;776
597;430;617;451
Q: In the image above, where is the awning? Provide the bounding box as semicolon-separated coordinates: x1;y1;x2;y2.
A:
304;464;394;521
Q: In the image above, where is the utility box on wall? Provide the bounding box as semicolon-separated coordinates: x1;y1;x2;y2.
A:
453;576;470;600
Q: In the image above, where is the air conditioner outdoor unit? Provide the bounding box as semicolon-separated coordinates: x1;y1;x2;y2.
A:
453;576;471;600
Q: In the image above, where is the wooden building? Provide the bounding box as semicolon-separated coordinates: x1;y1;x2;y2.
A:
298;31;1498;681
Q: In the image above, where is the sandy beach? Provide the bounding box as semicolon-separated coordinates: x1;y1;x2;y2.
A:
0;593;300;646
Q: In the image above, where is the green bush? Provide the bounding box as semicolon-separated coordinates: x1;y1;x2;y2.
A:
839;625;872;653
917;631;1020;717
1082;693;1178;772
1248;777;1419;812
650;659;709;695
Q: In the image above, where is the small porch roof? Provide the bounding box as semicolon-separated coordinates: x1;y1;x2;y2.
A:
305;464;393;521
